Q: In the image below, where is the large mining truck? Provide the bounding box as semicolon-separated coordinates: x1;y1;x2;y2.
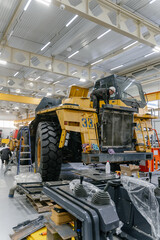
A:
29;74;154;181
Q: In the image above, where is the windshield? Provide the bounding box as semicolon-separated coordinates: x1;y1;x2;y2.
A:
116;77;146;108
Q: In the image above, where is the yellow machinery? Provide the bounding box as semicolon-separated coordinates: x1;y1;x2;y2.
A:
0;138;10;147
29;74;154;181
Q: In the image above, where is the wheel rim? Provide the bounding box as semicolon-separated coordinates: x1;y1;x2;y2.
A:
37;138;41;168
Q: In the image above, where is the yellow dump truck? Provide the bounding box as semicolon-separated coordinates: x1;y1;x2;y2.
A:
29;74;154;181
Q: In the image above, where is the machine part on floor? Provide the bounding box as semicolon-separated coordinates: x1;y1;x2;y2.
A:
106;177;160;240
29;75;154;181
121;176;160;239
34;121;62;181
82;151;152;164
73;176;88;197
10;215;47;240
4;149;17;175
43;182;119;240
70;179;100;200
73;168;117;181
46;215;77;239
91;190;110;205
8;185;17;198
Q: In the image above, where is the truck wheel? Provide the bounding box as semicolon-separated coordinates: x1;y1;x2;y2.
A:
35;122;62;181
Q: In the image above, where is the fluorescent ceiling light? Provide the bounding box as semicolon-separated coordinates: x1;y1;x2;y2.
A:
149;0;157;3
36;0;51;6
144;52;156;57
53;81;60;84
66;15;78;27
0;87;3;90
69;84;76;87
24;0;32;11
123;41;138;50
29;82;34;87
153;46;160;52
68;51;79;59
97;29;111;39
72;71;78;75
80;78;86;82
15;106;19;109
8;30;14;40
14;72;19;77
35;76;40;80
47;92;52;96
16;89;20;93
56;90;60;93
124;80;135;91
6;110;10;113
0;60;7;65
91;59;103;66
111;65;123;71
41;41;51;51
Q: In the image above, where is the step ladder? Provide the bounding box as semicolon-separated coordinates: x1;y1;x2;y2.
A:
17;126;33;175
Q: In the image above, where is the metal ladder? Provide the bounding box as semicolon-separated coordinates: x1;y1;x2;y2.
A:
17;126;32;175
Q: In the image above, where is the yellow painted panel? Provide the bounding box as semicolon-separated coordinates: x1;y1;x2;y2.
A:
27;227;47;240
145;91;160;101
69;86;89;98
1;139;10;144
0;93;41;105
14;117;35;124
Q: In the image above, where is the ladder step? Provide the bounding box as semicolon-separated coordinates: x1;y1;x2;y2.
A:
19;165;33;167
20;158;31;160
20;152;31;154
21;145;30;147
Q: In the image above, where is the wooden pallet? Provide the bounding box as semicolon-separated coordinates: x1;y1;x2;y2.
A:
16;182;69;213
27;195;55;213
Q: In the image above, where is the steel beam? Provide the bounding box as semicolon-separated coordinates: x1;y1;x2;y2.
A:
14;117;35;126
0;75;67;97
145;91;160;102
0;44;105;81
54;0;160;48
119;58;160;76
0;0;25;44
0;93;41;105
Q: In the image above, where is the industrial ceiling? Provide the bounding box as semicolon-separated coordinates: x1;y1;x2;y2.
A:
0;0;160;116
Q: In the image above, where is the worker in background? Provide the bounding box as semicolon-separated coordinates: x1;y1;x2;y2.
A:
0;147;12;165
90;86;116;113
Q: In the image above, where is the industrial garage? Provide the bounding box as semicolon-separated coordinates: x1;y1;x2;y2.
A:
0;0;160;239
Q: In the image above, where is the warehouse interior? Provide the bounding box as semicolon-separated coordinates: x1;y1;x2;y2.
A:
1;0;160;239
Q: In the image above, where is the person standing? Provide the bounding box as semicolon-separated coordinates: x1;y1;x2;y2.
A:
90;86;116;112
0;148;12;165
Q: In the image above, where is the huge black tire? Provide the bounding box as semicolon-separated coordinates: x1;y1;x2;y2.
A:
17;126;30;165
35;121;62;181
68;132;82;162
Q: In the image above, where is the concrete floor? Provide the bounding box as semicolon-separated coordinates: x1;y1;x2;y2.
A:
0;162;39;239
0;157;160;239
